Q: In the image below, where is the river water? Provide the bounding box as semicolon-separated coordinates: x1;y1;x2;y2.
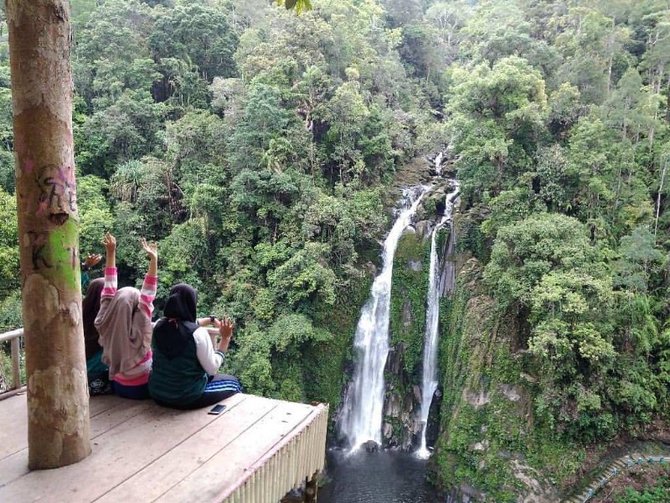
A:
319;449;442;503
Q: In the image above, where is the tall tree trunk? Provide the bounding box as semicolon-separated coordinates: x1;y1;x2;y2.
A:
606;19;614;95
7;0;91;469
655;157;668;242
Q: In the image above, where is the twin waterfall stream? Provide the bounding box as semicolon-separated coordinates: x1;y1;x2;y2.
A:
339;155;459;457
416;182;459;458
339;187;429;451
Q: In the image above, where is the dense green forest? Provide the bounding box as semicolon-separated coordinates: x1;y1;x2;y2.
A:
1;0;670;499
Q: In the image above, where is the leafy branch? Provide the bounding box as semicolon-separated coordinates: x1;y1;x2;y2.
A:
275;0;312;14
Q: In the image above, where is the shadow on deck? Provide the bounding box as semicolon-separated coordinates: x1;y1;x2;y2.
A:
0;392;328;502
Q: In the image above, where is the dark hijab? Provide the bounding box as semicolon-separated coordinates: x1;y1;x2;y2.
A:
82;278;105;360
153;283;199;359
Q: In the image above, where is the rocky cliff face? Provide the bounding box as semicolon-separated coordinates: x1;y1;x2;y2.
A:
382;340;422;450
430;212;578;502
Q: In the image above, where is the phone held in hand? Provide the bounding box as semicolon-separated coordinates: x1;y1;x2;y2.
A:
208;404;226;415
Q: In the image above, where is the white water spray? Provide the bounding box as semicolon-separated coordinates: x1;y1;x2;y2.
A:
340;186;429;452
416;182;459;459
434;152;444;175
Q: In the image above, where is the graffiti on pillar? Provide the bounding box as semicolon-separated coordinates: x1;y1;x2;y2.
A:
36;164;77;223
27;231;52;270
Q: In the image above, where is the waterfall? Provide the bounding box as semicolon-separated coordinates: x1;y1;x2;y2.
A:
416;182;459;459
434;152;444;175
440;185;460;297
339;186;428;451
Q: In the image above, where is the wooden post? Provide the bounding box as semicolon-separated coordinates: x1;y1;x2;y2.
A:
10;336;20;388
305;473;318;503
6;0;91;468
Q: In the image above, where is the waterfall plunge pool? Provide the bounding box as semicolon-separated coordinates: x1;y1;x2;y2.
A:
319;448;442;503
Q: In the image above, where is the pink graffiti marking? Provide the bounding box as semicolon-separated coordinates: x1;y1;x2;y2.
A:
40;164;77;216
36;193;49;216
54;165;75;186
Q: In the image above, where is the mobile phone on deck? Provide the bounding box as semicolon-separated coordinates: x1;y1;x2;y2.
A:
208;404;226;415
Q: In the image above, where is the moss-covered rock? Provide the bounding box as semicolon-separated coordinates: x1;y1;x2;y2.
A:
379;228;432;449
389;230;430;376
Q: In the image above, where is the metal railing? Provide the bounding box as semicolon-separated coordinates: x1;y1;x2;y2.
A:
0;328;24;399
0;328;219;400
0;326;219;399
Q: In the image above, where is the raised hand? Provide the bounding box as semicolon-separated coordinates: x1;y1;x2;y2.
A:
218;316;234;352
102;232;116;269
102;232;116;253
141;238;158;277
83;253;102;269
141;238;158;262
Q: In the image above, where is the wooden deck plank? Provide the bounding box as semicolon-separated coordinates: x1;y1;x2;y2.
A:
0;400;174;491
89;399;157;438
0;393;27;461
0;397;160;487
89;394;126;417
0;393;125;463
95;395;277;502
0;451;29;490
0;392;25;425
0;394;245;502
156;400;318;503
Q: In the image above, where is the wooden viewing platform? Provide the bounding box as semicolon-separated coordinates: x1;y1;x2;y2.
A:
0;392;328;502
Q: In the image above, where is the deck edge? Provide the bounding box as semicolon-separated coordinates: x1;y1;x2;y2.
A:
220;403;329;503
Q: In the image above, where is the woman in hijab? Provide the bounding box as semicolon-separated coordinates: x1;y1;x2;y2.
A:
82;278;111;395
95;232;158;399
149;283;241;409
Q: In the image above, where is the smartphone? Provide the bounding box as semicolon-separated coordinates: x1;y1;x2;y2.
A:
208;404;226;415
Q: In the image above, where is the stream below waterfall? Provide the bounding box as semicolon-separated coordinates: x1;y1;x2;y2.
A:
319;449;442;503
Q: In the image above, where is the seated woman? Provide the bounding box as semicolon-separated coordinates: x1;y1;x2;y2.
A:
95;232;158;399
149;284;241;409
82;277;111;395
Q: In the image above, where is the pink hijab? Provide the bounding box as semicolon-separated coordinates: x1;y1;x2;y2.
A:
95;287;152;376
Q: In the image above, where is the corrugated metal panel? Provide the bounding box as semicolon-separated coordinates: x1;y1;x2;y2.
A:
224;403;329;503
